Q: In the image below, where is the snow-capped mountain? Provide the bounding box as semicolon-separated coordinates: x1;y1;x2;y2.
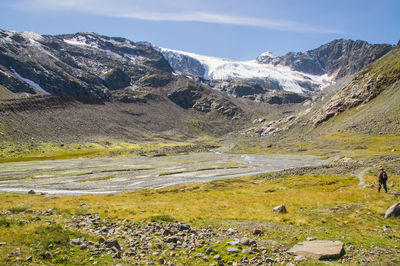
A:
157;47;332;94
157;39;394;94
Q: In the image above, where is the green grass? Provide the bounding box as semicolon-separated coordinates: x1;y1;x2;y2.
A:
0;164;399;264
0;140;199;163
77;175;115;182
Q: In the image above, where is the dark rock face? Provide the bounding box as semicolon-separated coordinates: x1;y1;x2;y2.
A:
167;79;242;117
266;92;309;105
257;39;393;79
104;68;131;90
0;30;173;100
167;82;203;109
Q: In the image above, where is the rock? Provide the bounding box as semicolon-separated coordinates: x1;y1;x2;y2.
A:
346;245;355;251
43;209;53;216
41;251;52;259
306;237;314;241
252;228;262;235
294;255;307;261
0;242;6;246
226;247;239;254
213;254;221;260
206;247;213;254
227;228;236;235
239;237;255;246
28;189;35;194
104;238;121;251
25;256;33;262
70;238;81;245
178;223;190;231
384;202;400;218
81;244;88;250
242;249;251;254
288;240;344;260
272;204;287;214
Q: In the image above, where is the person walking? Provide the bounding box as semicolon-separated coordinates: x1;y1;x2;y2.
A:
378;167;388;193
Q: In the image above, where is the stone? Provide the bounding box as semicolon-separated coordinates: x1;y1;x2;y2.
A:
346;245;355;251
104;238;121;251
0;242;6;246
71;238;81;245
272;204;287;214
294;255;307;261
28;189;35;194
227;228;236;235
226;247;239;254
213;254;221;260
242;249;251;254
252;228;262;235
44;209;53;216
25;256;33;262
288;240;344;260
41;251;52;259
206;247;213;254
384;202;400;218
178;223;190;231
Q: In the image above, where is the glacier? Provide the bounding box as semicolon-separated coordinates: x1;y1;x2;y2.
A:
158;47;333;94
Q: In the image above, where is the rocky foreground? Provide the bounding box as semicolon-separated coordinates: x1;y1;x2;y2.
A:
2;207;399;265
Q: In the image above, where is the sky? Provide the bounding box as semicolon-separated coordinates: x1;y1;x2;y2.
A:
0;0;399;60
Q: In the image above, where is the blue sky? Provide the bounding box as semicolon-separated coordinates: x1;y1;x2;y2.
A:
1;0;399;60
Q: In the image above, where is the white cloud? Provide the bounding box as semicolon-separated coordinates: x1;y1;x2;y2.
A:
10;0;342;33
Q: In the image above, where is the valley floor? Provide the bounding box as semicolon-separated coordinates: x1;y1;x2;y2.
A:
0;146;399;265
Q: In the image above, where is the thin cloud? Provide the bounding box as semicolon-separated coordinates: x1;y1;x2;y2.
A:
9;0;343;33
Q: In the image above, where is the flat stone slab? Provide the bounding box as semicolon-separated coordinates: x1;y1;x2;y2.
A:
288;240;344;260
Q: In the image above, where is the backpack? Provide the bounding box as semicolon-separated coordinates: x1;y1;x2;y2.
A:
382;172;388;181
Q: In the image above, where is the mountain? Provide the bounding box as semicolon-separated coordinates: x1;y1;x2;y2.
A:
249;47;400;138
157;47;332;94
257;39;394;79
158;40;393;95
0;30;264;143
0;30;173;100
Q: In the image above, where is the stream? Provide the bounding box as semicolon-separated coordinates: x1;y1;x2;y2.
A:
0;152;326;196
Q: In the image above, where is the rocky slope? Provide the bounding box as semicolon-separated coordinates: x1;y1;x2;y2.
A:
157;47;332;94
257;39;394;79
158;40;393;96
248;47;400;138
0;30;173;100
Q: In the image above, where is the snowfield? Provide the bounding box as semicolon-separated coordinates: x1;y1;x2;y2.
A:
159;47;333;93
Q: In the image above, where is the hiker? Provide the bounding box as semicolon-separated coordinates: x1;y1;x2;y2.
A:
378;167;388;193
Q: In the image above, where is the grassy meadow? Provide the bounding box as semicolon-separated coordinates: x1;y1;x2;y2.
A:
0;133;399;264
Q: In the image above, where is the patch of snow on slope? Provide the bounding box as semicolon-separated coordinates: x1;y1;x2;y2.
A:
10;67;50;95
63;36;99;48
160;48;332;93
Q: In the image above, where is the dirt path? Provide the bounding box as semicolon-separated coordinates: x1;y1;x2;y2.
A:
354;167;372;186
0;152;325;196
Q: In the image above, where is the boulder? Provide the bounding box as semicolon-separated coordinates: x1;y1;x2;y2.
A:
104;238;121;251
272;204;287;214
288;240;344;260
384;202;400;218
